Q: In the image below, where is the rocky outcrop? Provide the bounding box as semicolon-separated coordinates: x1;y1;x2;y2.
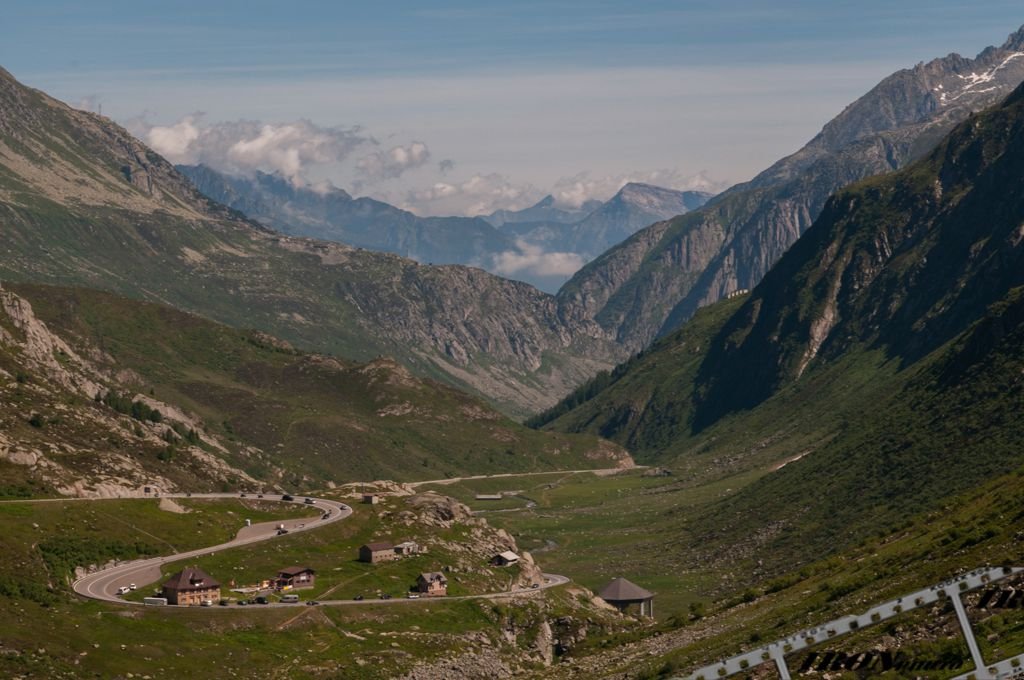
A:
0;283;104;397
403;492;478;527
0;285;265;497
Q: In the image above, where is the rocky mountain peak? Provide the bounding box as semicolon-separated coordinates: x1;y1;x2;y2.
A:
1003;25;1024;51
607;182;711;216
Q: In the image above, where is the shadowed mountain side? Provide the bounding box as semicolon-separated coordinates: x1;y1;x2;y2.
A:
556;26;1024;353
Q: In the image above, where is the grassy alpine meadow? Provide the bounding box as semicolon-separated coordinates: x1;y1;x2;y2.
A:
131;500;526;603
0;586;595;679
547;463;1024;678
0;491;626;679
0;497;319;601
436;464;794;620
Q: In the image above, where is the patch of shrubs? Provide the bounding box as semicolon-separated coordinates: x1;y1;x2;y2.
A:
96;390;162;423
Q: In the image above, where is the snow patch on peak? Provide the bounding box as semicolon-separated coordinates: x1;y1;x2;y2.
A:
941;51;1024;105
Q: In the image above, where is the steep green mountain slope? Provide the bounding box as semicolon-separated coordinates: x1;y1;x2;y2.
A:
0;281;630;496
535;82;1024;561
0;67;624;417
556;26;1024;352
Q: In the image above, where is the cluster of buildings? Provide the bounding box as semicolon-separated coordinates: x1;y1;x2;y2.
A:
156;528;534;606
358;539;448;596
160;564;317;606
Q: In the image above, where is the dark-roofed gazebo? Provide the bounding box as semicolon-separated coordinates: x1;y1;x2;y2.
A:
598;577;655;617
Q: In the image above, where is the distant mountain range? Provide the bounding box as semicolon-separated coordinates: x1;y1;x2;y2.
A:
176;164;518;268
484;194;601;227
2;27;1023;420
178;164;712;292
498;183;713;261
557;26;1024;352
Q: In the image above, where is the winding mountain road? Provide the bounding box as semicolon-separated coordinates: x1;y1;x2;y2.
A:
67;492;568;608
73;493;350;603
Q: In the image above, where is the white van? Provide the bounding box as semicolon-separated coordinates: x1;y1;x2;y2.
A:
281;594;300;603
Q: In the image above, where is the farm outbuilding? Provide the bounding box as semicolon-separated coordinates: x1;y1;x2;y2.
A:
359;542;398;563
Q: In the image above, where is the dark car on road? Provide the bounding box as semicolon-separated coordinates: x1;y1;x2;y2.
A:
255;596;269;605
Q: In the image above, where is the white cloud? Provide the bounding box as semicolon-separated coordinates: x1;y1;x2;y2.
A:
492;240;586;278
356;141;431;182
551;169;726;208
141;114;369;182
147;115;202;160
404;173;540;216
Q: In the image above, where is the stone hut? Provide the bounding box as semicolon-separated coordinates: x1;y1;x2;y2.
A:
598;577;655;617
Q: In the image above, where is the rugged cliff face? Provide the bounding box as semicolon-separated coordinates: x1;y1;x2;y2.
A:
0;67;626;417
693;84;1024;427
557;27;1024;353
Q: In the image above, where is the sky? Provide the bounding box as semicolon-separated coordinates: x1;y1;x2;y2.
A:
3;1;1024;216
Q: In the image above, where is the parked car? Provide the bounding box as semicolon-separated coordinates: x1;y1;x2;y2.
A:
281;594;300;603
128;583;137;590
378;593;392;600
238;600;248;606
117;586;130;595
255;596;269;605
201;599;213;607
353;595;364;601
219;599;230;606
277;528;289;535
306;600;320;606
406;593;420;599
